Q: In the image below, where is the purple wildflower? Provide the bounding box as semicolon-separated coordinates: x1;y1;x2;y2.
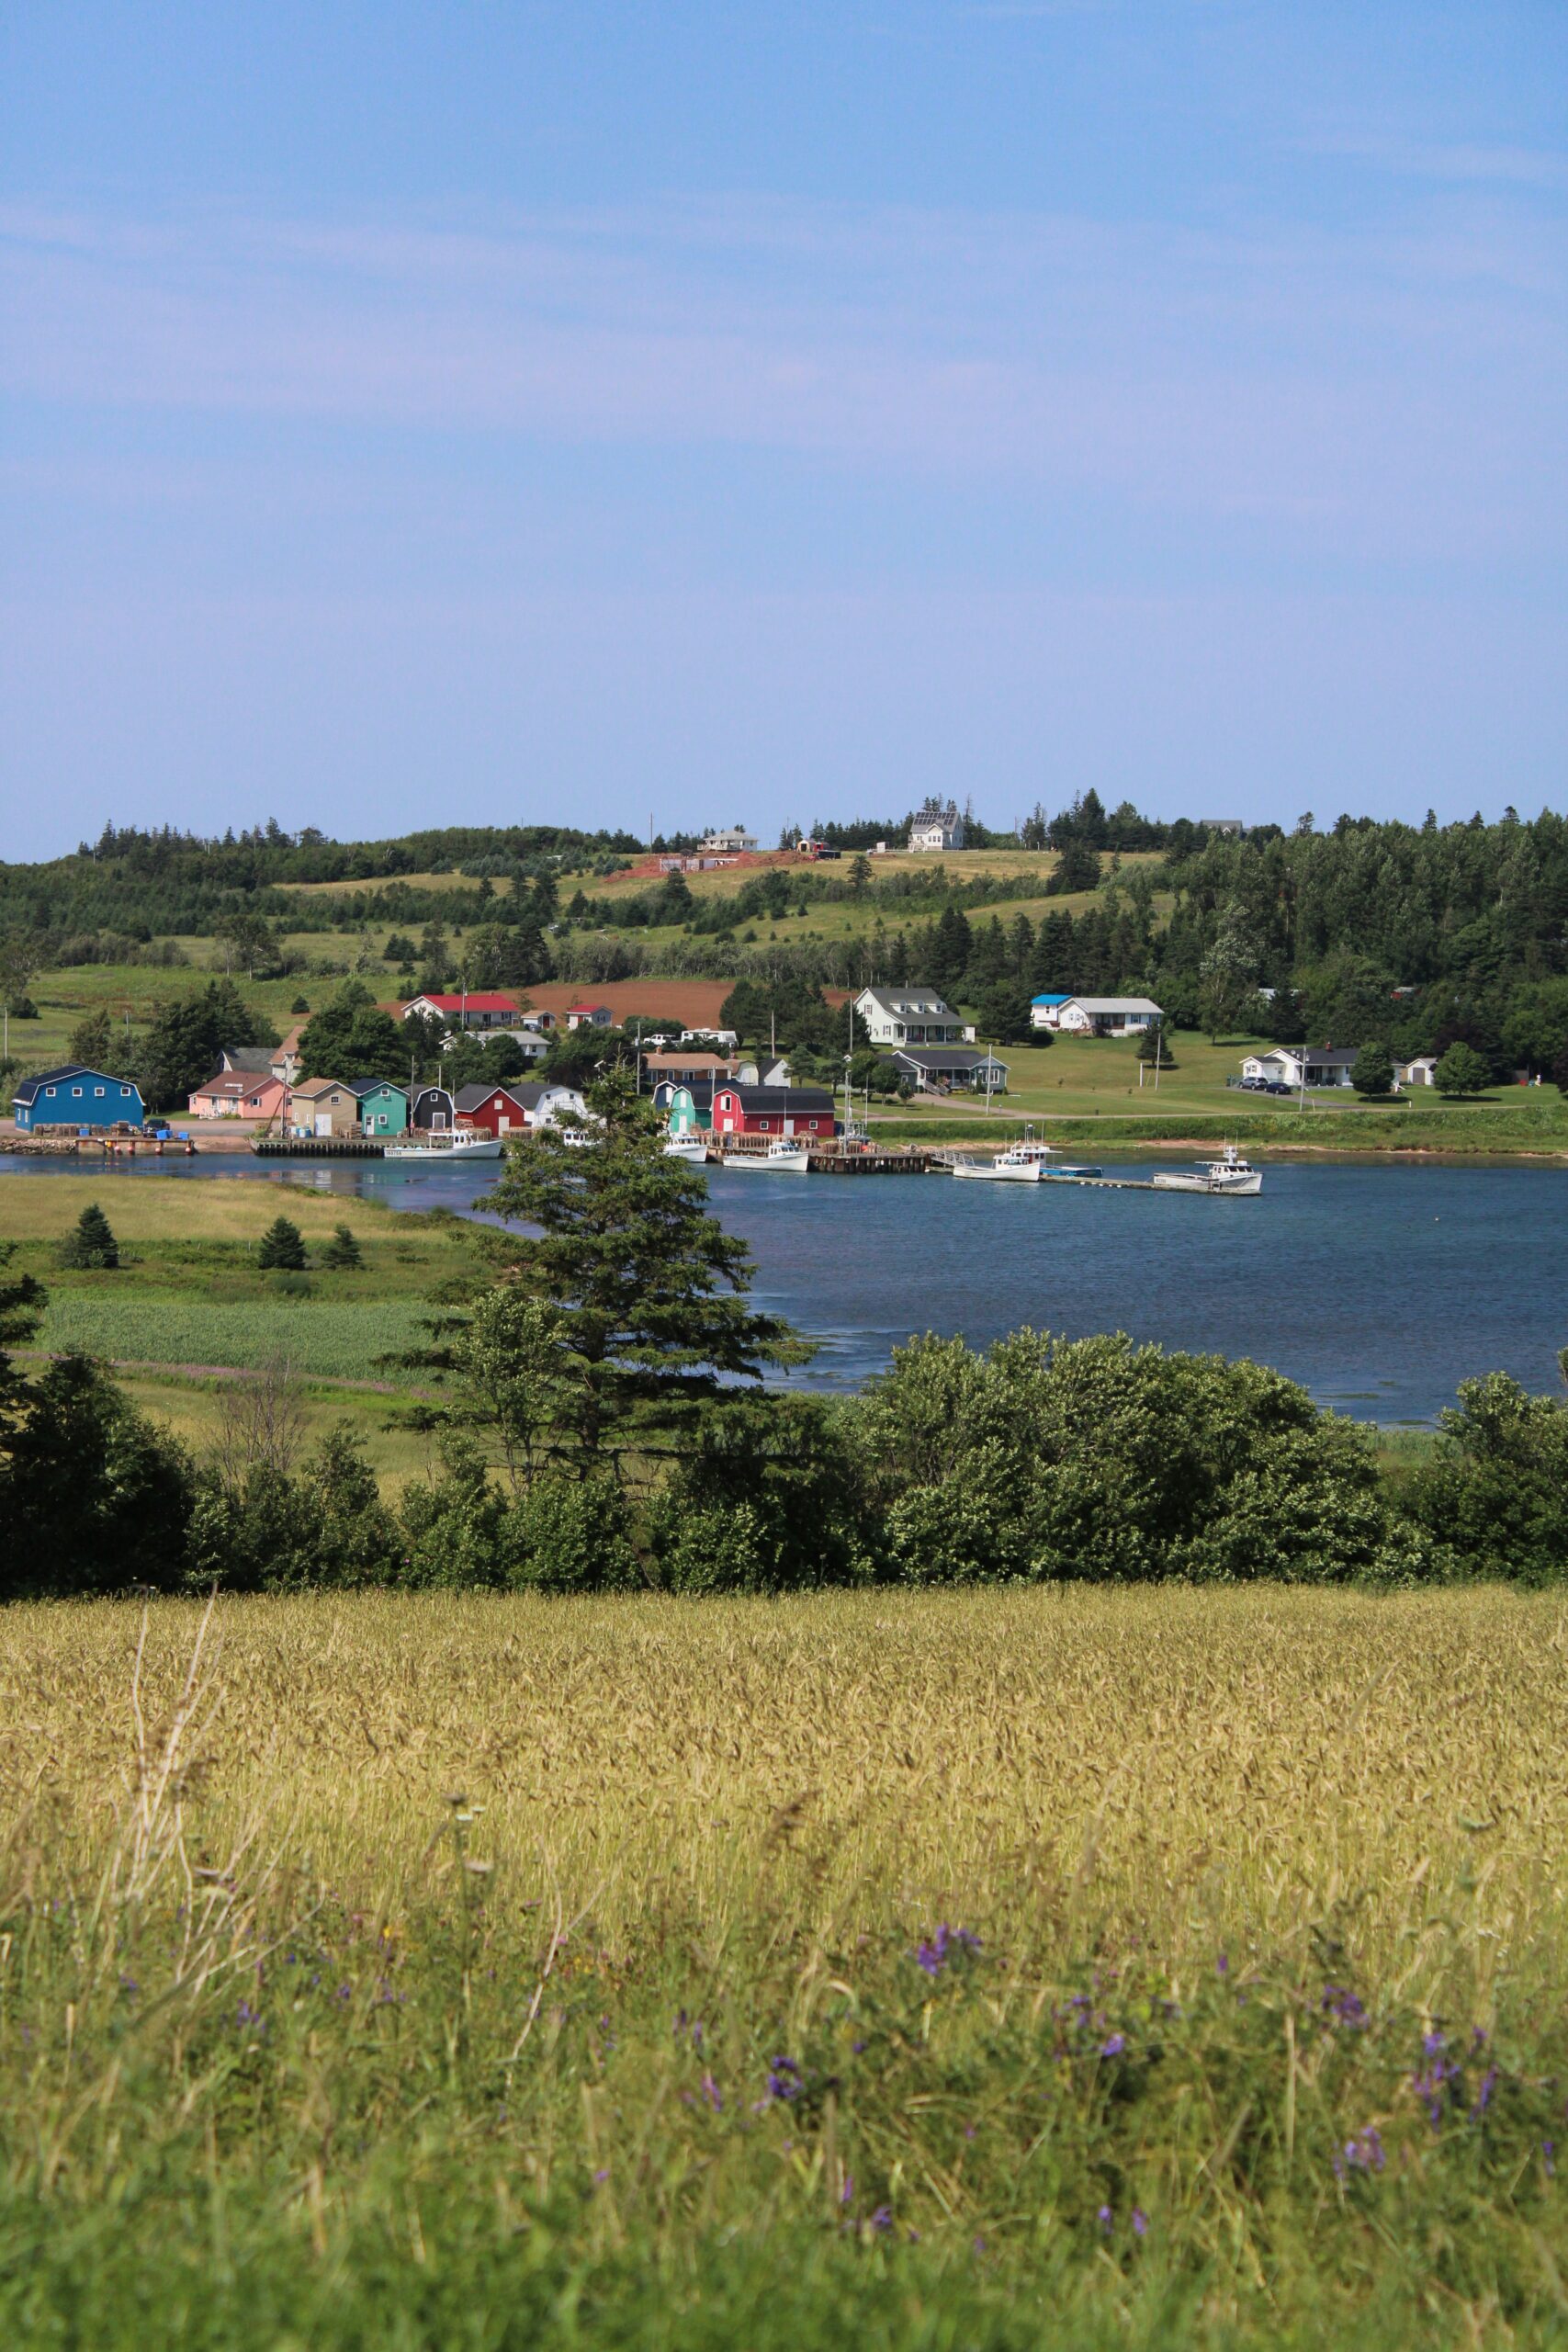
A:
914;1924;980;1977
1333;2127;1385;2178
840;2175;854;2206
870;2207;893;2233
1216;1953;1229;1976
1097;2205;1112;2233
1544;2141;1556;2177
768;2055;803;2102
1321;1984;1367;2030
1472;2065;1498;2120
1132;2208;1148;2236
1100;2032;1126;2059
701;2071;723;2113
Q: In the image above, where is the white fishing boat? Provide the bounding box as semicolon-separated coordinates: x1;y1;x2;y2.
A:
663;1136;710;1163
1151;1145;1263;1196
951;1147;1043;1182
382;1128;503;1161
727;1136;811;1171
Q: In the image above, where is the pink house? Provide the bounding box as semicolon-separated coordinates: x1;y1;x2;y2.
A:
187;1071;291;1122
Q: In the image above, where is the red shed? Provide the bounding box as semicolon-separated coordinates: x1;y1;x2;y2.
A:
711;1084;836;1139
453;1081;537;1136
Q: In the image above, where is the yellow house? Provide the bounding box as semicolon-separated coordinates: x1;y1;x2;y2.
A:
289;1078;360;1137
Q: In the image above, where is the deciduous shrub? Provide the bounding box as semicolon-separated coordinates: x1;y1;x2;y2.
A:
849;1329;1427;1587
1401;1370;1568;1584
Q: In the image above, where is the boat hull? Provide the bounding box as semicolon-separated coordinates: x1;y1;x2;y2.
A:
383;1136;504;1161
1150;1170;1262;1194
663;1140;711;1163
727;1148;810;1171
952;1159;1043;1182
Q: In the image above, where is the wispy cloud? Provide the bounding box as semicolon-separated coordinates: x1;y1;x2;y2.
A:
1;187;1563;560
1306;132;1568;196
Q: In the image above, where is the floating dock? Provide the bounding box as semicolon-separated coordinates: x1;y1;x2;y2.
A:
253;1137;387;1159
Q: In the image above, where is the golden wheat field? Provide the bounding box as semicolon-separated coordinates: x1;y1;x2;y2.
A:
7;1584;1565;1981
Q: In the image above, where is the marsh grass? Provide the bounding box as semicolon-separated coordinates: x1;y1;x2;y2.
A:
2;1588;1567;2346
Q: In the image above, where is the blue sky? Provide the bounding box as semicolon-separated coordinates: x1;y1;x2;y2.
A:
2;3;1564;856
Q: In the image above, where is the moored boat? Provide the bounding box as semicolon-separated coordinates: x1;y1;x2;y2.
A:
663;1136;710;1163
952;1148;1043;1182
382;1129;503;1161
726;1137;811;1171
1151;1145;1263;1196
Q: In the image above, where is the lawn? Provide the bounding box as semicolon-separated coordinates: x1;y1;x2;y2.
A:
2;1586;1565;2349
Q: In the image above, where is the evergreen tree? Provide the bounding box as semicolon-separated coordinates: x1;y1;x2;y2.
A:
1351;1041;1394;1099
320;1224;364;1270
928;905;973;996
1045;838;1101;896
479;1066;807;1466
1136;1022;1176;1068
297;982;409;1083
1268;986;1307;1046
68;1006;117;1070
1434;1041;1491;1098
257;1216;308;1271
135;980;279;1109
58;1201;119;1269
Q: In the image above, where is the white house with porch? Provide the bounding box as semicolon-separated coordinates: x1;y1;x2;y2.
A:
1240;1046;1358;1089
854;986;975;1048
1032;996;1162;1037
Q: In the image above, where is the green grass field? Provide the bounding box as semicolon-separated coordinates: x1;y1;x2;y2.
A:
3;1585;1565;2350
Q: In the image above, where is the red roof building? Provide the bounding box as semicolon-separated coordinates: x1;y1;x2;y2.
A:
399;992;523;1031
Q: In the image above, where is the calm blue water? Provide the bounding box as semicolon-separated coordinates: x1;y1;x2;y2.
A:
3;1150;1563;1422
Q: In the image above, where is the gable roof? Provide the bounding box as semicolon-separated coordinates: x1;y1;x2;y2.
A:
892;1046;1007;1071
344;1077;407;1100
1252;1044;1359;1069
454;1080;538;1113
218;1045;276;1074
12;1064;144;1106
400;992;522;1016
1061;997;1163;1016
713;1084;835;1112
856;986;957;1017
1030;993;1070;1007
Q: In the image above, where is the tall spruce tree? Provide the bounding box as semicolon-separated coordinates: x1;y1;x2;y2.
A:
478;1066;808;1466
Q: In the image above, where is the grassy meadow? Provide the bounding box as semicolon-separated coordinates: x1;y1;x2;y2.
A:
2;1176;481;1463
2;1585;1565;2348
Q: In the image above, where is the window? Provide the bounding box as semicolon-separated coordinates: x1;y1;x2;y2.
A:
758;1118;771;1131
72;1086;83;1097
808;1120;818;1131
95;1086;106;1097
45;1086;56;1096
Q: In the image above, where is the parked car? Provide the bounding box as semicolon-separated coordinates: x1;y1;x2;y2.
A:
1264;1080;1293;1095
1237;1076;1268;1091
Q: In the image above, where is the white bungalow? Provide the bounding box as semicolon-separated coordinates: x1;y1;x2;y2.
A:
1240;1046;1358;1090
1034;996;1163;1037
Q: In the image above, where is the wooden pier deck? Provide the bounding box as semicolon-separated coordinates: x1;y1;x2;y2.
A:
253;1138;387;1159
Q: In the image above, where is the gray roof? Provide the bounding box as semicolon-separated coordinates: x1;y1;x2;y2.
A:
1252;1046;1359;1068
219;1046;276;1075
455;1080;542;1112
857;986;957;1018
1062;997;1163;1016
714;1084;834;1112
892;1046;1007;1071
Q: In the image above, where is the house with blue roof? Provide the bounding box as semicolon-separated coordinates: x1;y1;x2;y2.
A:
13;1066;146;1130
1030;994;1071;1032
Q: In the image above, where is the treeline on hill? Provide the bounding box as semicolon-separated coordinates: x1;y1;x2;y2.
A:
2;1073;1564;1601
